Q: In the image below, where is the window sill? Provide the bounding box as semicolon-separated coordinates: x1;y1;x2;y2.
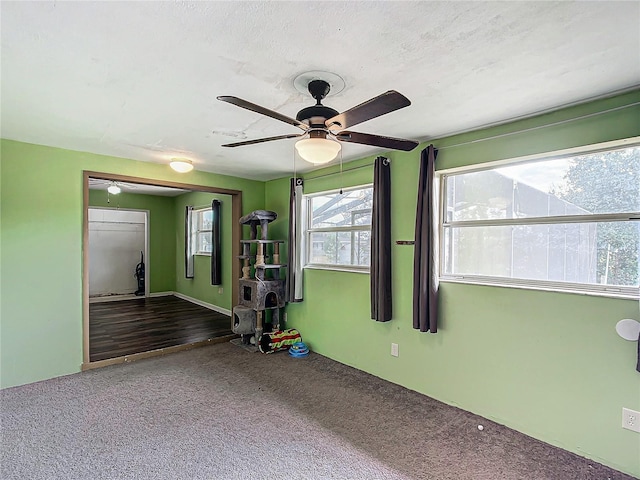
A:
439;276;639;300
304;264;370;274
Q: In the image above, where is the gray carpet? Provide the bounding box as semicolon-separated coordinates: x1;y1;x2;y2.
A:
0;343;634;480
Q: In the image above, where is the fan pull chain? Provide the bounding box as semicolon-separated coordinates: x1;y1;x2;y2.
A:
292;145;297;185
339;147;344;195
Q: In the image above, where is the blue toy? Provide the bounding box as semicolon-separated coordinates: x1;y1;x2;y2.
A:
289;341;309;358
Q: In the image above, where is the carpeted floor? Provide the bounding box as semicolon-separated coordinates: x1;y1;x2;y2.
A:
0;343;635;480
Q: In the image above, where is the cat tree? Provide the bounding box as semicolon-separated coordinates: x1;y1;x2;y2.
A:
231;210;286;347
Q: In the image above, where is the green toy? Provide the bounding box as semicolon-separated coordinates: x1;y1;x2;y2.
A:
259;329;302;354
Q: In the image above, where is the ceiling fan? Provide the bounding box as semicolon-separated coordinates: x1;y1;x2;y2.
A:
217;80;419;164
88;178;136;194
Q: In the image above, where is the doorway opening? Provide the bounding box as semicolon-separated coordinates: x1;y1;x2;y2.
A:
82;171;243;369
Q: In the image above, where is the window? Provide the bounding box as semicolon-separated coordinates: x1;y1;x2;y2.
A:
304;185;373;271
440;143;640;297
192;207;213;255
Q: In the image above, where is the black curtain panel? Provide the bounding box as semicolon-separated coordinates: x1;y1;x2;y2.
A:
286;177;304;302
413;145;439;333
370;156;392;322
210;199;222;285
185;205;194;279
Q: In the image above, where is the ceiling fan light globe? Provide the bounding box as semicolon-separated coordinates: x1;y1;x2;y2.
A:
107;184;121;195
295;138;341;165
170;158;194;173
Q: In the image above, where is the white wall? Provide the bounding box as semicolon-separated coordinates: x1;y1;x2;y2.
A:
88;208;146;296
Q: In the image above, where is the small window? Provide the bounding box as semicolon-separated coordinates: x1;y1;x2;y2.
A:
440;143;640;297
304;185;373;271
192;208;213;255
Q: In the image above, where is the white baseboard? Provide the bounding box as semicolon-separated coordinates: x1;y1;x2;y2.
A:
149;291;174;298
172;292;232;317
101;290;230;316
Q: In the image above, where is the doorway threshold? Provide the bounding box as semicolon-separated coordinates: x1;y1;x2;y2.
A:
82;334;237;371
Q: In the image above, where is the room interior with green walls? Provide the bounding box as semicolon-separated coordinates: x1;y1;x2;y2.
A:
265;90;640;477
89;187;233;311
1;90;639;476
173;190;234;312
88;190;177;294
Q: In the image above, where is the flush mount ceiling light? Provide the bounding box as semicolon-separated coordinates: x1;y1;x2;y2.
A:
294;134;341;164
170;158;194;173
107;182;121;195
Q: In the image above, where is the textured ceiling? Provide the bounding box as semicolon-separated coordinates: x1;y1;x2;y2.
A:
1;1;639;180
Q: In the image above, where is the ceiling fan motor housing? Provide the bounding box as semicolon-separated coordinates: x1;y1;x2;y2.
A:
296;105;339;127
296;80;339;128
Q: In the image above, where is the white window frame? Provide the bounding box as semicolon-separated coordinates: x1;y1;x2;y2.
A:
437;138;640;299
304;184;373;273
192;207;212;256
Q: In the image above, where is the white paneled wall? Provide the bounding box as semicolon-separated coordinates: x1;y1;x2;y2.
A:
89;208;146;296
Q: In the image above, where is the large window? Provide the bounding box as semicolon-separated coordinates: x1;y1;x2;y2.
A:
192;207;213;255
439;143;640;297
304;185;373;271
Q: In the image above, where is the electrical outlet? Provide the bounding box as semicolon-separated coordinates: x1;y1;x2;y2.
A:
217;287;223;294
622;408;640;433
391;343;399;357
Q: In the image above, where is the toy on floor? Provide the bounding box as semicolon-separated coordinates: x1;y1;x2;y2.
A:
258;329;301;354
288;342;309;358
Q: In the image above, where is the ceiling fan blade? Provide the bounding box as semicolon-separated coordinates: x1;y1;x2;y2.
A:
335;131;419;152
217;96;308;131
325;91;411;130
221;133;303;147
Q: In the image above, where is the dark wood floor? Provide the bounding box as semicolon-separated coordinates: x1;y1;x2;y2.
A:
89;295;232;362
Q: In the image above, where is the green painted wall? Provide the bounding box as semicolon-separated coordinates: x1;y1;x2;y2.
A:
265;90;640;477
173;191;233;311
88;190;176;293
0;140;264;389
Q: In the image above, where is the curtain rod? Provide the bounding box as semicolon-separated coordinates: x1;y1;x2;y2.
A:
303;157;388;181
302;100;639;181
436;101;640;151
193;202;219;210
